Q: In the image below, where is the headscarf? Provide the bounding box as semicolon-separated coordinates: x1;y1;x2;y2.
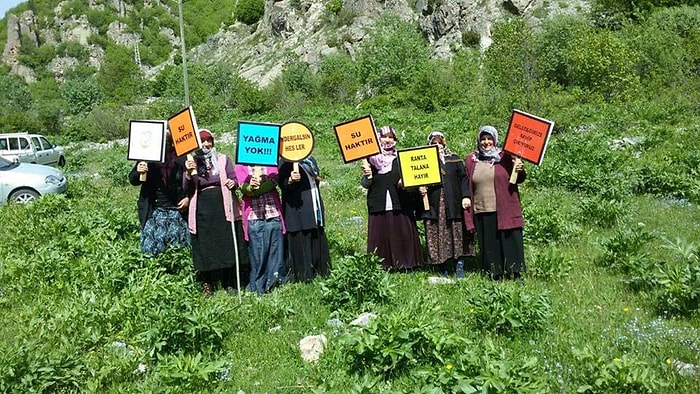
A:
427;130;453;163
369;126;398;175
197;129;220;177
299;156;323;225
475;125;502;163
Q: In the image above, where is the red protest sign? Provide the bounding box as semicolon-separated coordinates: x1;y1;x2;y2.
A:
503;109;554;165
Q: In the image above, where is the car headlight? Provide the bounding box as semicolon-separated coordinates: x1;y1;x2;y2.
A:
45;175;62;185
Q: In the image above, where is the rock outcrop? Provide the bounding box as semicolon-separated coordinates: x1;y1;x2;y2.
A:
2;0;589;85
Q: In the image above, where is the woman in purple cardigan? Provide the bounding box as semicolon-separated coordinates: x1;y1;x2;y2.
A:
463;125;526;281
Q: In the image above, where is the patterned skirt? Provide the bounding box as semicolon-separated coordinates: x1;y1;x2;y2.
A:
424;190;475;265
140;207;190;256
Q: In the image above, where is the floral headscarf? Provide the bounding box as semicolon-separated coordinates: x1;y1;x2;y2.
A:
369;126;398;175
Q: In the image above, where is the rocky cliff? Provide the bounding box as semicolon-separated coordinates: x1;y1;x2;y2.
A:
2;0;589;85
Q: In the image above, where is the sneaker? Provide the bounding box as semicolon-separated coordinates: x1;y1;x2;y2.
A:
456;261;465;279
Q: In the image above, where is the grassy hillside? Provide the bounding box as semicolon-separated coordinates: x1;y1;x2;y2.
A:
2;4;700;393
0;99;699;392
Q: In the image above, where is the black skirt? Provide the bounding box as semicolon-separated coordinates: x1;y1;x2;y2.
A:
191;187;237;272
285;227;331;282
474;212;525;277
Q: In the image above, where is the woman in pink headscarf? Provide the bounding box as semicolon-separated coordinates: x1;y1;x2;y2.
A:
361;126;424;271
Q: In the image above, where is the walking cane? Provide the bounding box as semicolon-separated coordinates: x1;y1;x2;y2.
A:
229;190;242;304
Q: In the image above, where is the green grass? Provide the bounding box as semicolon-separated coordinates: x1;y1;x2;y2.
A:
1;103;700;392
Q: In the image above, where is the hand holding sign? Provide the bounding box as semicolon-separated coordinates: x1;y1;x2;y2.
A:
334;115;381;180
127;120;167;182
503;109;554;184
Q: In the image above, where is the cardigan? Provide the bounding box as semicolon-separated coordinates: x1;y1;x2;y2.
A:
278;159;326;232
463;150;526;232
361;159;416;214
419;152;470;221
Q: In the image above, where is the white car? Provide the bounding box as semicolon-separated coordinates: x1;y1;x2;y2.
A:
0;156;68;203
0;133;66;167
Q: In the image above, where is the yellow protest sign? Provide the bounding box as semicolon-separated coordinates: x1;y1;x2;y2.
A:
279;121;314;162
397;145;442;188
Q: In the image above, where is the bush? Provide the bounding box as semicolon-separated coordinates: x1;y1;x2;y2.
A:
356;15;430;96
235;0;264;25
465;283;551;336
319;252;394;316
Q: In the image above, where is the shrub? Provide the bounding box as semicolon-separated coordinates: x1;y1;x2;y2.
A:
356;15;430;96
653;237;700;317
571;347;667;393
465;283;551;336
576;194;630;228
319;252;394;316
236;0;264;25
595;224;653;275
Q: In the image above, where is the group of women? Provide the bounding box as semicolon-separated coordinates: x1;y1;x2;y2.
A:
361;125;526;281
130;123;526;296
131;129;331;296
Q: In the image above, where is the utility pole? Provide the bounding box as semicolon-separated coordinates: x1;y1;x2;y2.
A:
178;0;190;107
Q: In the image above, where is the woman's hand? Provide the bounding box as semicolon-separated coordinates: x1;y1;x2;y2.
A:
462;197;471;210
419;186;427;196
224;179;236;190
362;165;372;177
513;157;524;173
184;159;196;171
137;161;148;174
250;175;261;190
177;196;189;210
288;170;301;184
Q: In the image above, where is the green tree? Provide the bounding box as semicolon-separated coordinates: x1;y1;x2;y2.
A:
96;45;143;104
61;77;105;115
316;53;359;104
482;18;540;108
235;0;265;25
356;15;429;96
567;30;640;101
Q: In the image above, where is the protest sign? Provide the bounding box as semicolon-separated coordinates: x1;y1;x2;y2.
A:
127;120;167;181
333;115;381;163
280;121;314;162
398;145;442;210
503;109;555;183
167;106;201;157
235;121;281;166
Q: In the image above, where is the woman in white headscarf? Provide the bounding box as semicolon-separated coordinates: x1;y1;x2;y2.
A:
463;125;526;281
418;131;475;278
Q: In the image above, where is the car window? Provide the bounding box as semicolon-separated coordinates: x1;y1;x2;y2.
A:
9;137;19;150
19;137;29;149
32;137;43;151
39;136;53;150
0;138;6;150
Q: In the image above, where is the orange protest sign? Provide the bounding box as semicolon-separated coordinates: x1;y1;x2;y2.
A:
333;115;381;163
280;121;314;162
503;109;554;165
168;106;200;157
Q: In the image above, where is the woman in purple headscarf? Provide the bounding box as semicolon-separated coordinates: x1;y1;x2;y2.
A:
463;125;526;281
361;126;424;271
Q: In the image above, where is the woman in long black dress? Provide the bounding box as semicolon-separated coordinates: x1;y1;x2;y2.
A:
279;156;331;282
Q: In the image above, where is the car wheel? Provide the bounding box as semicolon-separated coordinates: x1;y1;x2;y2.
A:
58;156;66;167
9;188;40;204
